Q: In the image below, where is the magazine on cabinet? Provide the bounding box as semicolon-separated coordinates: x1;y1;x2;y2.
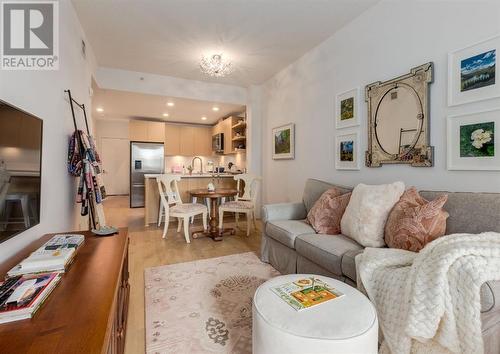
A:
0;272;61;323
7;234;84;277
270;277;344;311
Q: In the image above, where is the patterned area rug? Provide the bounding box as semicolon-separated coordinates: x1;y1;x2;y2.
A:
145;252;280;354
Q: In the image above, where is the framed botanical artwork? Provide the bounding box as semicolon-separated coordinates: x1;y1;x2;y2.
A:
448;34;500;106
336;131;360;170
272;123;295;160
336;88;360;129
447;108;500;170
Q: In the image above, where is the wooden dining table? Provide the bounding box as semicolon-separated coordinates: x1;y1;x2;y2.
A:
189;188;239;241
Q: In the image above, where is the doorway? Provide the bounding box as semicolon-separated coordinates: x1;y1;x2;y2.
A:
100;137;130;195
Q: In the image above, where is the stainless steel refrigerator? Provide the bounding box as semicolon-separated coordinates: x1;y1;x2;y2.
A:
130;142;164;208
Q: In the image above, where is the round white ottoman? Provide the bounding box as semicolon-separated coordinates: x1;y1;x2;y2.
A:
252;274;378;354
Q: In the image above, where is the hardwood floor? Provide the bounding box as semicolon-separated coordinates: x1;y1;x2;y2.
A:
102;196;262;354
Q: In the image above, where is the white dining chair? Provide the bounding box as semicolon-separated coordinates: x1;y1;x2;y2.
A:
157;174;207;243
218;174;261;236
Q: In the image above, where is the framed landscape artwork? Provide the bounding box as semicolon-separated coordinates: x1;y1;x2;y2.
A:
448;35;500;106
336;131;360;170
447;108;500;170
335;88;359;129
272;123;295;160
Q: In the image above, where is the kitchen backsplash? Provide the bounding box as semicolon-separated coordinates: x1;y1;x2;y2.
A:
164;153;246;174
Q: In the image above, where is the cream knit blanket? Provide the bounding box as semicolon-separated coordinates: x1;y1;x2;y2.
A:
356;232;500;354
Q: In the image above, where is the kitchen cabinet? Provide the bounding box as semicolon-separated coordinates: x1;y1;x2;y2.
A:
147;122;165;142
164;124;181;156
129;121;164;142
193;126;212;156
166;125;211;156
179;126;195;156
212;118;233;155
222;118;233;155
129;120;148;141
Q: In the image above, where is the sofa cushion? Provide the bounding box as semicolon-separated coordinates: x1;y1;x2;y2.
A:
295;233;363;276
341;249;364;281
265;220;315;249
341;182;405;247
303;179;351;213
385;187;449;252
307;188;351;235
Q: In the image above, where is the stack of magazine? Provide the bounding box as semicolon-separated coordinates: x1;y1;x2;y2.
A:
7;234;84;277
0;234;84;324
0;273;61;323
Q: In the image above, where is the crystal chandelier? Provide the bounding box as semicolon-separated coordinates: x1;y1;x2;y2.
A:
199;53;233;77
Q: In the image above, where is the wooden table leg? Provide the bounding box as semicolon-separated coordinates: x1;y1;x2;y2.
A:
193;196;235;241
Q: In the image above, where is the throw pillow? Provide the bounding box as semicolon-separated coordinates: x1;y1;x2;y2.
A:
307;188;351;235
385;187;449;252
340;181;405;247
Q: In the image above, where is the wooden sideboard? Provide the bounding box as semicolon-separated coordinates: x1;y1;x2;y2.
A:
0;228;129;354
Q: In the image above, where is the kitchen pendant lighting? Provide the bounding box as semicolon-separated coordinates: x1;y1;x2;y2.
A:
199;53;233;77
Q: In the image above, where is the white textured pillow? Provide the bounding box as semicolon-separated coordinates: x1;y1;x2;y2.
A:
340;182;405;247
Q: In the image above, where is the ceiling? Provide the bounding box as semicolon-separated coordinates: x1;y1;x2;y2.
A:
72;0;378;87
92;84;245;125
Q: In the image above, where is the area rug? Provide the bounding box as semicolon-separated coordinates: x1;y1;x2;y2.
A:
145;252;280;354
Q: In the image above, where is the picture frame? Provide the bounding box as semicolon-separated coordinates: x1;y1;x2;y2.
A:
272;123;295;160
336;131;360;170
335;88;360;129
448;34;500;106
447;108;500;170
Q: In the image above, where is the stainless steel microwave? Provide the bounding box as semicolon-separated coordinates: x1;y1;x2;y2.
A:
212;133;224;153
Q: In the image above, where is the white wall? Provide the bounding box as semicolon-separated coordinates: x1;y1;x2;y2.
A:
262;0;500;204
0;0;96;262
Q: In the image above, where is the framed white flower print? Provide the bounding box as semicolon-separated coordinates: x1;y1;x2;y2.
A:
336;131;360;170
447;108;500;170
448;34;500;106
336;88;360;129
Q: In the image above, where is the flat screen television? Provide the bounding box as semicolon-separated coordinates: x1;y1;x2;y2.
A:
0;100;42;243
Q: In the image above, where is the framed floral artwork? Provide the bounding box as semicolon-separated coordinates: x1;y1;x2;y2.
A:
272;123;295;160
447;108;500;170
335;88;360;129
336;131;360;170
448;35;500;106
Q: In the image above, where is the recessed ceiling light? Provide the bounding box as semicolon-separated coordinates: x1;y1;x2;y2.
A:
212;106;220;112
96;107;104;112
162;113;169;117
201;116;207;121
167;102;174;107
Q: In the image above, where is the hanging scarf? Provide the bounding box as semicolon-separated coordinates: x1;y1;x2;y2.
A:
68;130;106;215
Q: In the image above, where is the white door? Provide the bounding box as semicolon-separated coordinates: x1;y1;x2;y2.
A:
100;137;130;195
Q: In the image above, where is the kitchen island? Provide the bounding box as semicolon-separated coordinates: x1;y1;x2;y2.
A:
143;174;238;226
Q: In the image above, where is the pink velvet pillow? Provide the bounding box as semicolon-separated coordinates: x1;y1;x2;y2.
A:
385;187;449;252
307;188;351;235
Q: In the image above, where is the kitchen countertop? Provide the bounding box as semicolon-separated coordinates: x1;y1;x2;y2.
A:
144;173;237;179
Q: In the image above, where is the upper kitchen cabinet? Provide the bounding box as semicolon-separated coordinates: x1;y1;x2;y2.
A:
212;116;242;155
165;124;212;156
147;122;165;142
129;120;165;142
129;120;148;141
179;126;195;156
193;126;212;156
164;124;181;156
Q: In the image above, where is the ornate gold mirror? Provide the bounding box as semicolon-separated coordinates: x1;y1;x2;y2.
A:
365;63;434;167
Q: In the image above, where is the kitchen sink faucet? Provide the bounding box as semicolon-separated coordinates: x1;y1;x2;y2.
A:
192;156;203;174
